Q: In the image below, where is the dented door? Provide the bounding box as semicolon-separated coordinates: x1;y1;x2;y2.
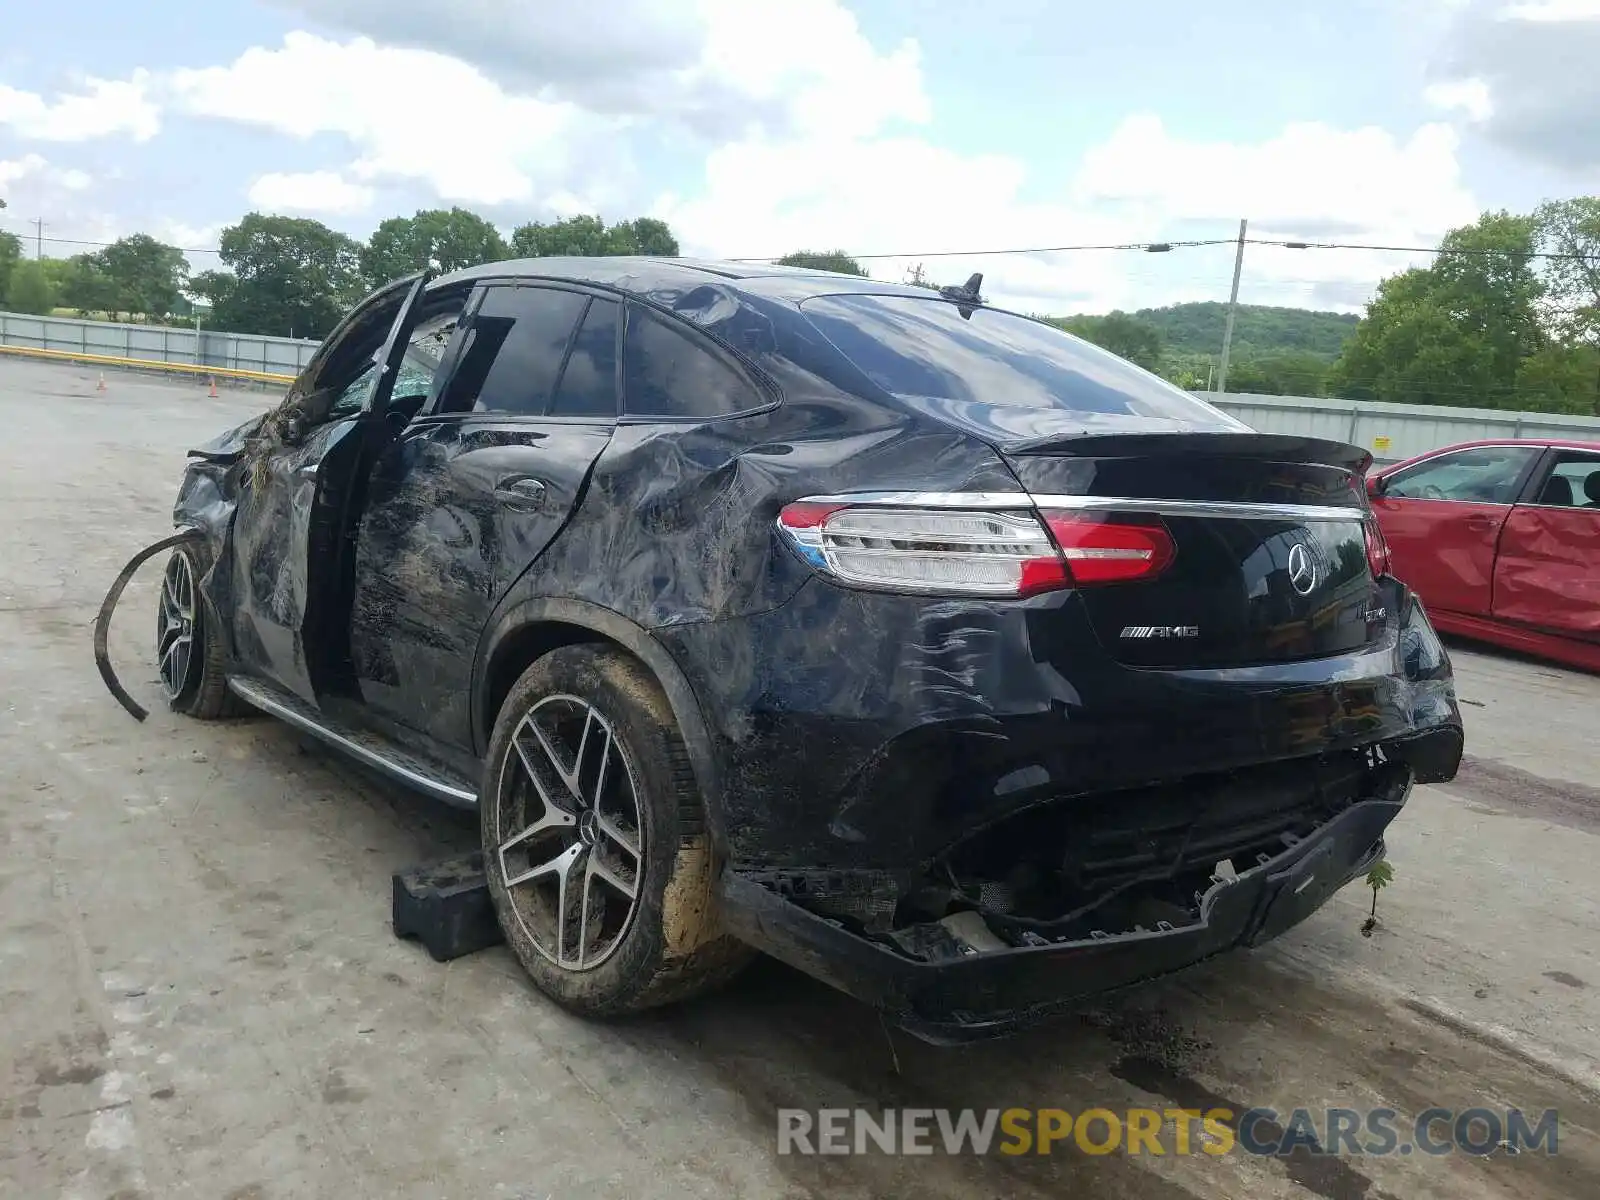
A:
228;419;365;704
226;273;432;706
348;285;618;750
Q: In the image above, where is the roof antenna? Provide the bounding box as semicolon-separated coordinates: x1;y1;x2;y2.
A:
939;272;984;318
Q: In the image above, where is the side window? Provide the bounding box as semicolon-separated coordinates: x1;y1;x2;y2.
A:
394;312;459;403
623;305;756;419
437;286;588;416
327;360;378;419
548;298;619;419
1386;446;1538;504
1534;451;1600;508
325;313;460;420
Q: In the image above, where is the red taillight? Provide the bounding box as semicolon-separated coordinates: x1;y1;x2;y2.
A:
776;501;844;529
774;502;1175;596
1040;513;1176;585
1364;516;1391;579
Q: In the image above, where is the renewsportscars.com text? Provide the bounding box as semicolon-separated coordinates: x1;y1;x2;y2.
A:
777;1106;1559;1158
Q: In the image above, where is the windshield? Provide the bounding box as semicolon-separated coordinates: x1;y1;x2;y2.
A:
800;294;1245;426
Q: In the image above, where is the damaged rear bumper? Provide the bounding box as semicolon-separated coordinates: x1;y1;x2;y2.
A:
717;759;1423;1044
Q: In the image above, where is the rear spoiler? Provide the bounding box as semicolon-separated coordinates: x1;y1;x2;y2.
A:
1001;430;1372;474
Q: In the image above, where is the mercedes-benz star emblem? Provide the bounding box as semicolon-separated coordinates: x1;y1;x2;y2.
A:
1287;542;1318;596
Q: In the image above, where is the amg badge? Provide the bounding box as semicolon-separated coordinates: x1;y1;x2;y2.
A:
1120;625;1201;640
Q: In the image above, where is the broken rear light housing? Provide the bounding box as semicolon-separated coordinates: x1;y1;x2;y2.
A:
777;502;1175;597
1363;515;1391;579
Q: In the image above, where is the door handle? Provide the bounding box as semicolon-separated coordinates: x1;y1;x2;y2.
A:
1463;514;1496;531
493;477;548;508
297;463;319;481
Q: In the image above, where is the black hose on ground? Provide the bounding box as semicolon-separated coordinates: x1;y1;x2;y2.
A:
94;528;205;722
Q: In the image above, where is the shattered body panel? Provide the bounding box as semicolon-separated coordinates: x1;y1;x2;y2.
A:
158;256;1464;1040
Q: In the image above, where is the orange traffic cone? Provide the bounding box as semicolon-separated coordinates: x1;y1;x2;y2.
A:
207;376;219;399
96;372;107;393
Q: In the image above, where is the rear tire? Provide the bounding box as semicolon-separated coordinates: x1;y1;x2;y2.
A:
481;644;751;1016
156;543;247;719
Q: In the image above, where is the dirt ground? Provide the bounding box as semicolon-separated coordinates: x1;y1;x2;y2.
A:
2;357;1597;1199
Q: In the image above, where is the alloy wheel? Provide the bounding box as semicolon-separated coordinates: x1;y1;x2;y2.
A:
156;551;197;700
493;694;645;970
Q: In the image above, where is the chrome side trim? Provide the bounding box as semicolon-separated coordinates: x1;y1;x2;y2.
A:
796;491;1365;522
1028;495;1365;522
795;490;1035;509
227;676;478;808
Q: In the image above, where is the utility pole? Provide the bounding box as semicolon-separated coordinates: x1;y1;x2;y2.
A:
1215;218;1247;394
31;218;45;259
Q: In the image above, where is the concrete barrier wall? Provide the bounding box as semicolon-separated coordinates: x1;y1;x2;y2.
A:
1203;392;1600;464
0;310;318;378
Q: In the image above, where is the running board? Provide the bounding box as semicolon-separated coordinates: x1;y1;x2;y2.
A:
226;676;478;809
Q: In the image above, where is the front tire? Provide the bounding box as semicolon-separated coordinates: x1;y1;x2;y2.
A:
156;543;246;719
481;645;750;1016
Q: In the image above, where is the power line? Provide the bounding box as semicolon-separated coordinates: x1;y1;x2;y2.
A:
1249;237;1599;262
4;219;1595;265
0;223;221;255
729;238;1237;262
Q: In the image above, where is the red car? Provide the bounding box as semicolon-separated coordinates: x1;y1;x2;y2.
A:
1367;438;1600;672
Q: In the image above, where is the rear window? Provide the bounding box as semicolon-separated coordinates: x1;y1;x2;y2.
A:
799;294;1243;424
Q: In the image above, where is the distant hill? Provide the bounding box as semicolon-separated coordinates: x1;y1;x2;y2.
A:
1129;301;1359;359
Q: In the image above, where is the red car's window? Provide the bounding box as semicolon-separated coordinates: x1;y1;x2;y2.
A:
1532;452;1600;508
1385;446;1539;503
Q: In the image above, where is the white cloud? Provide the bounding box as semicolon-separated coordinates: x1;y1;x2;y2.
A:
0;72;159;142
0;4;1479;318
273;0;927;141
1430;0;1600;171
687;0;927;139
1424;78;1493;120
665;115;1479;315
0;153;48;189
0;152;94;195
169;33;588;206
1072;117;1476;237
248;171;375;215
1499;0;1600;19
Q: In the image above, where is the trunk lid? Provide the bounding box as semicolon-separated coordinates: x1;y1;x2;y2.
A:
1006;432;1383;669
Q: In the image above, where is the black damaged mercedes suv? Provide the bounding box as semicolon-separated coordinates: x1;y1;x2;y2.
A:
151;257;1462;1041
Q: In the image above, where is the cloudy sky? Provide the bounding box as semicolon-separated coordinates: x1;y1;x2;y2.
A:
0;0;1595;315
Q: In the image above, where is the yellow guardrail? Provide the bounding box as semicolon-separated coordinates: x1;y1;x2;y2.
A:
0;342;296;385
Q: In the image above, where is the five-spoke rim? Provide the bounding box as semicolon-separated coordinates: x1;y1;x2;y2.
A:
156;551;197;700
493;694;644;971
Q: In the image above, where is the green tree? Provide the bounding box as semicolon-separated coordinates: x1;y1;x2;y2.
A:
1515;344;1600;414
361;207;508;288
1056;311;1164;372
1333;211;1545;408
509;214;680;259
0;231;20;306
619;217;679;256
1534;197;1600;414
5;259;55;314
195;213;364;339
775;250;868;277
57;253;120;317
98;234;188;320
1224;350;1331;397
1127;301;1358;359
